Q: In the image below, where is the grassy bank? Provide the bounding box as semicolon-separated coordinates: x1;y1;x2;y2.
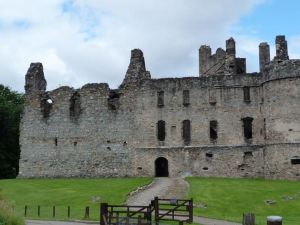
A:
0;199;24;225
0;178;151;220
187;177;300;225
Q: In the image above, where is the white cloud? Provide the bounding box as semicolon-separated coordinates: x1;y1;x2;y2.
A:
0;0;267;92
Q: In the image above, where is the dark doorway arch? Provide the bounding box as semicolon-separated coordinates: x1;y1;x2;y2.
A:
155;157;169;177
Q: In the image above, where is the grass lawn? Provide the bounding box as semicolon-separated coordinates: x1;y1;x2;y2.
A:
0;178;151;221
187;177;300;225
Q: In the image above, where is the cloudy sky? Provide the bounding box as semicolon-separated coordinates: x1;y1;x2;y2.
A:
0;0;300;92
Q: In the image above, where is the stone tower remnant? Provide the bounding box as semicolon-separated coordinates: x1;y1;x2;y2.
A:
199;37;246;76
25;62;47;94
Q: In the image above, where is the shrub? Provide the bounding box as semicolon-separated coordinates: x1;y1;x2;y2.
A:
0;200;24;225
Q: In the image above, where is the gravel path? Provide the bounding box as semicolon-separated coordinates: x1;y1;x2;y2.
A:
25;220;98;225
126;177;189;206
26;218;241;225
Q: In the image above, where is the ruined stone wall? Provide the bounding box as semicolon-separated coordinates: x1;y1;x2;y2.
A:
134;75;263;149
19;82;138;177
19;36;300;180
133;145;265;178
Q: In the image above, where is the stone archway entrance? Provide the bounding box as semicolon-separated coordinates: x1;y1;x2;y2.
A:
155;157;169;177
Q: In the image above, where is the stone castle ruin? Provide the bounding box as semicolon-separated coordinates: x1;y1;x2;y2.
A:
19;35;300;179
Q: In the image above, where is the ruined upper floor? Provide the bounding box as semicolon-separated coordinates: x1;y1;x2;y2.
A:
24;35;299;99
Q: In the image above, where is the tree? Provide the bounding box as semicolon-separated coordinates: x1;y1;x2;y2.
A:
0;85;24;178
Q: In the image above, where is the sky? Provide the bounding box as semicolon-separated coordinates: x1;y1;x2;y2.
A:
0;0;300;92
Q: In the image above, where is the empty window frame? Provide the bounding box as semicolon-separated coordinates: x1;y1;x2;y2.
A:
70;92;81;120
182;120;191;145
210;120;218;142
183;90;190;106
41;96;53;119
291;157;300;165
157;120;166;141
243;87;251;102
242;117;253;140
157;91;164;107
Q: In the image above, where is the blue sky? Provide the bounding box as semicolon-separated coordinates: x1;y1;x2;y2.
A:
237;0;300;40
0;0;299;92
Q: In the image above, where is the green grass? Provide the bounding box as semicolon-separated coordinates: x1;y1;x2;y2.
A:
0;199;24;225
187;177;300;225
0;178;151;221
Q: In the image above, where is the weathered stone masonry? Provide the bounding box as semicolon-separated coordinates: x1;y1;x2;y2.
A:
19;35;300;179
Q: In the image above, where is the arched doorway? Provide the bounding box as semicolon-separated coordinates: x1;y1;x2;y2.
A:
155;157;169;177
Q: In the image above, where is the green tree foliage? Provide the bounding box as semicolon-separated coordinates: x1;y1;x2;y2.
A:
0;85;24;179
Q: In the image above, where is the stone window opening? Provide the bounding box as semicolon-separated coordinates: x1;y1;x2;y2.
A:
209;89;216;105
243;87;251;103
242;117;253;141
243;151;253;161
74;141;77;147
244;151;253;157
291;157;300;165
157;91;164;107
54;138;58;146
210;120;218;142
171;125;176;139
157;120;166;141
206;153;213;158
41;96;53;119
182;120;191;145
108;90;120;110
183;90;190;106
70;92;81;121
263;118;267;140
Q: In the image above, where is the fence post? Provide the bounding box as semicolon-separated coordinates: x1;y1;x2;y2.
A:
126;206;130;225
189;198;193;223
84;206;90;219
68;206;71;219
267;216;282;225
154;197;159;225
38;205;40;217
146;204;152;225
53;206;56;218
138;215;142;225
100;203;108;225
243;213;255;225
24;205;27;217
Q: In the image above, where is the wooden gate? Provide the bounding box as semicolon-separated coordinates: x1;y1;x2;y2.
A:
100;203;152;225
100;197;193;225
152;197;193;225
